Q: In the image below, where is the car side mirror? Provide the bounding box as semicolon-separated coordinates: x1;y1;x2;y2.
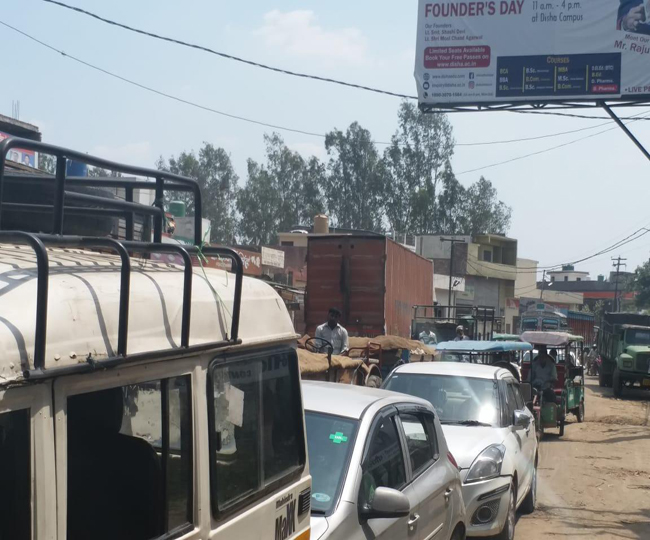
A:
513;410;531;430
520;383;532;403
361;487;411;520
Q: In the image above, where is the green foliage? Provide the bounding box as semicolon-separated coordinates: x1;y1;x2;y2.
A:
629;261;650;309
323;122;385;231
237;134;325;244
158;143;239;244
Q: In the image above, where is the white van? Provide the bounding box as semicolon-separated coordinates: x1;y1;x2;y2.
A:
0;138;311;540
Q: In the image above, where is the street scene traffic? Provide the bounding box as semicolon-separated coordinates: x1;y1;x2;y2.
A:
1;0;650;539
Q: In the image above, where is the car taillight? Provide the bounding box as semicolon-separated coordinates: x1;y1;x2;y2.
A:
448;451;460;470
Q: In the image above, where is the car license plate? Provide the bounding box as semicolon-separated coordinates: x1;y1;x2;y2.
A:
643;379;650;388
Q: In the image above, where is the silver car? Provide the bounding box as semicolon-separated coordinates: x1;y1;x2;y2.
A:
384;363;538;540
303;381;466;540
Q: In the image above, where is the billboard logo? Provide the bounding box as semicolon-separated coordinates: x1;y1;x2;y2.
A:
423;82;430;90
469;72;475;80
424;73;430;81
469;81;475;89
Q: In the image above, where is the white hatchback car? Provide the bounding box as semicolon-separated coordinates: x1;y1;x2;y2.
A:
302;381;466;540
383;363;537;540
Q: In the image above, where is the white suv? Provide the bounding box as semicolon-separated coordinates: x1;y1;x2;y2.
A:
384;363;537;540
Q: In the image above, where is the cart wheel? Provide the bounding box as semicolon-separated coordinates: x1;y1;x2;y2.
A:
613;368;623;398
577;402;585;423
559;418;565;437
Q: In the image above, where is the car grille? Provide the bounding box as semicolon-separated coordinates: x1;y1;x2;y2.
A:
636;354;650;373
298;487;311;516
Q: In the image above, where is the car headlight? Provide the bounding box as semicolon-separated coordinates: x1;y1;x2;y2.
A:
465;444;506;483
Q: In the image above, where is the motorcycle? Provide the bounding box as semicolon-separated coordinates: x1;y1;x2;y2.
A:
587;355;601;377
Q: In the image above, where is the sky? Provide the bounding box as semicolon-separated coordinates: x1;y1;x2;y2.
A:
3;0;650;280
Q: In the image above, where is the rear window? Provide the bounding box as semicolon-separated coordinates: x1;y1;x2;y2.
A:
210;349;306;517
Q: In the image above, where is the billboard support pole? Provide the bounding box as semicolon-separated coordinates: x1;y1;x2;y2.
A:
600;101;650;162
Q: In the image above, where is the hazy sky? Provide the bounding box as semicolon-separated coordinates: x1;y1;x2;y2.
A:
3;0;650;279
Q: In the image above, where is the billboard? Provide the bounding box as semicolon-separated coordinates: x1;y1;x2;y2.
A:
416;0;650;106
0;131;36;167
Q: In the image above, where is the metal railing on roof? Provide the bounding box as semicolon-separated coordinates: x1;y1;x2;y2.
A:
0;137;243;380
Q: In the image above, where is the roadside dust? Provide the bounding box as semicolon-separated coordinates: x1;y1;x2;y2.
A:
515;378;650;539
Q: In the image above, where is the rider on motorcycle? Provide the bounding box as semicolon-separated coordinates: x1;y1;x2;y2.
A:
530;345;558;404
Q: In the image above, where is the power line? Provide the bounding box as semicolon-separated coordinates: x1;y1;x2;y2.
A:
456;113;650;176
512;109;650;121
4;20;627;156
41;0;417;101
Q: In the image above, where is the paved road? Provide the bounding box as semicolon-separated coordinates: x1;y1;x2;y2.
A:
515;376;650;539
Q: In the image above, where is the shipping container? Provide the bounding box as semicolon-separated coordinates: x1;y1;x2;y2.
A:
305;234;434;338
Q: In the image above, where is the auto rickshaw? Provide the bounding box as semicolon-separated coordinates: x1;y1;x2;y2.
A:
435;340;533;381
520;331;585;437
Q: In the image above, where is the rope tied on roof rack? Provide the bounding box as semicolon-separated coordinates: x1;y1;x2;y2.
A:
196;231;233;338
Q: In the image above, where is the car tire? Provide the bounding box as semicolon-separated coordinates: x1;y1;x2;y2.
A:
450;524;465;540
559;417;565;437
365;374;382;388
598;371;606;387
520;463;537;515
493;482;516;540
576;401;585;423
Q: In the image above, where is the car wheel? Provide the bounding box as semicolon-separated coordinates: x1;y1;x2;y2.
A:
520;463;537;514
450;524;465;540
493;482;516;540
576;401;585;423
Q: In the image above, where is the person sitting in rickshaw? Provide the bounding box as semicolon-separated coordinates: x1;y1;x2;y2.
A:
530;345;558;404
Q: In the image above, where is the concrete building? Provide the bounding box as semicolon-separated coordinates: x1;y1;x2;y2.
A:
547;265;590;283
415;234;518;331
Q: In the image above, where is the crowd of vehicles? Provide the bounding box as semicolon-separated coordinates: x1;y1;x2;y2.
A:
2;136;634;540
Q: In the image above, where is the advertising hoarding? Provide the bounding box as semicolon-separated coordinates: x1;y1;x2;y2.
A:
415;0;650;107
261;246;285;269
0;131;36;167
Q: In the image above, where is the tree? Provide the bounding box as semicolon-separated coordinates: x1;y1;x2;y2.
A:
237;134;325;244
629;261;650;309
323;122;385;231
433;163;467;234
158;143;239;244
461;177;512;235
383;101;454;235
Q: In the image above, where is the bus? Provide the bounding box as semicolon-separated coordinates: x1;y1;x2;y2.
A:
0;138;311;540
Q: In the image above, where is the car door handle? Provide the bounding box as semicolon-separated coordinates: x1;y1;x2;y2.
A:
445;487;454;500
408;513;420;531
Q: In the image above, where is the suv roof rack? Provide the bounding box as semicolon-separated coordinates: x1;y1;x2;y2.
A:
0;137;243;381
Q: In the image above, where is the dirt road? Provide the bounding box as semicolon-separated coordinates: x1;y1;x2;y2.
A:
516;377;650;539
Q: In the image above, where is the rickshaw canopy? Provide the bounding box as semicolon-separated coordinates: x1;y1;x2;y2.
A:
520;331;584;348
436;340;533;353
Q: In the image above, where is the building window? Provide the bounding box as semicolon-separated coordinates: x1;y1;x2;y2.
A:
483;250;492;262
281;241;294;247
577;277;581;282
564;276;568;282
550;276;555;282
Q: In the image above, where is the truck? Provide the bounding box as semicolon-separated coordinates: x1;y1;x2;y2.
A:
520;302;595;344
304;234;434;338
597;312;650;397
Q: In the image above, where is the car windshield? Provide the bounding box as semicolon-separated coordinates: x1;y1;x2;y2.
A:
384;374;500;426
626;329;650;345
304;411;358;515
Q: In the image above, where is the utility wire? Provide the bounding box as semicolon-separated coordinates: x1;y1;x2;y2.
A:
41;0;417;100
3;19;625;154
40;1;650;124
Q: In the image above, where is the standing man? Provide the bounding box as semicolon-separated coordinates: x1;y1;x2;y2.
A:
315;307;349;355
454;325;470;341
530;345;558;403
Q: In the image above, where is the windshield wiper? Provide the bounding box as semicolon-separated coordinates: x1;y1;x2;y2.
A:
442;420;492;427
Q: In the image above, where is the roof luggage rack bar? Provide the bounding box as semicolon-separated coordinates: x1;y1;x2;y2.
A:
0;137;203;245
0;138;245;381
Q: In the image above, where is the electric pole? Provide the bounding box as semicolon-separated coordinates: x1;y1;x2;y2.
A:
540;270;546;300
612;256;627;312
440;237;466;317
